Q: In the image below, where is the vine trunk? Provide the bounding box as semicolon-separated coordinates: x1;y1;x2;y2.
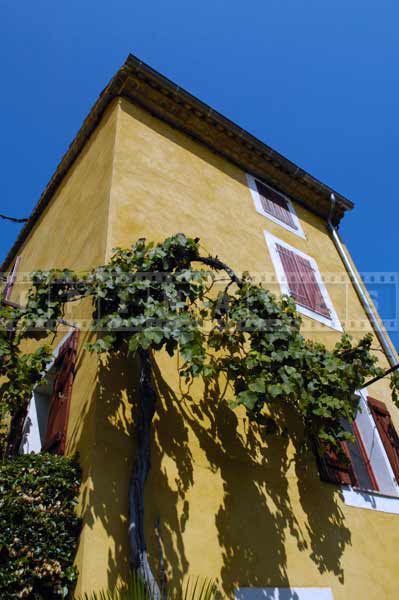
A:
128;348;161;599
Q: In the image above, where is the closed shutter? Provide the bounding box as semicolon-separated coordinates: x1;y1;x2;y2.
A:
255;180;297;229
42;331;79;454
4;256;21;300
314;438;359;486
368;396;399;481
276;245;330;318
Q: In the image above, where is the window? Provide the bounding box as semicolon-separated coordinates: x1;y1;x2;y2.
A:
235;588;334;600
3;255;21;300
315;417;378;491
341;419;378;490
315;390;399;512
19;331;79;455
276;244;330;317
247;174;305;238
264;232;342;332
19;376;54;454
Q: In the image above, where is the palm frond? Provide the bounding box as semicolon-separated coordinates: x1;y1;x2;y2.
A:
76;574;219;600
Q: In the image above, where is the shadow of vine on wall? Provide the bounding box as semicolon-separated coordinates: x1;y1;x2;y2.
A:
70;348;195;594
149;358;351;597
72;348;136;591
71;347;351;597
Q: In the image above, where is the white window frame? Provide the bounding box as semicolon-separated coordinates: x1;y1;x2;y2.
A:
341;388;399;514
247;173;306;239
19;330;74;455
235;588;334;600
264;231;342;332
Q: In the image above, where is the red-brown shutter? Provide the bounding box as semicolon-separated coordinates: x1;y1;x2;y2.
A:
276;245;330;318
368;396;399;481
4;256;21;301
314;438;359;486
43;330;79;454
255;180;297;229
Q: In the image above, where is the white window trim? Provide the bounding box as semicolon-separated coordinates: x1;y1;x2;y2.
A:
235;588;334;600
44;329;74;371
264;231;343;332
341;388;399;513
342;487;399;514
247;173;306;239
19;330;75;455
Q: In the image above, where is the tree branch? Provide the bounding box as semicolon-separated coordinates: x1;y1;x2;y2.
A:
0;213;28;223
363;362;399;388
193;256;242;287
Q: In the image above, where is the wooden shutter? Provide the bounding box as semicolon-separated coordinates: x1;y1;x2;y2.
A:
314;438;359;486
255;180;297;229
276;245;330;318
42;331;79;454
368;396;399;481
4;256;21;301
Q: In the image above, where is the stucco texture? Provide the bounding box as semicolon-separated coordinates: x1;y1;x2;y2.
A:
4;97;399;599
104;99;399;599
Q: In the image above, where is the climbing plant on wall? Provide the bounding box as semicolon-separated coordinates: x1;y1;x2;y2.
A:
0;305;81;599
2;233;399;598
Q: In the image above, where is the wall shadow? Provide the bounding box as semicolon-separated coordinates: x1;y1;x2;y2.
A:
69;348;193;594
150;360;351;597
295;445;350;584
69;347;351;597
66;345;143;592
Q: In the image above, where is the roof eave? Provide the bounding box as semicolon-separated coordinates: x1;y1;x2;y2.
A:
1;53;354;270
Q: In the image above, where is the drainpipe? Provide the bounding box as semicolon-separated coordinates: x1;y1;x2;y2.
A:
327;193;397;368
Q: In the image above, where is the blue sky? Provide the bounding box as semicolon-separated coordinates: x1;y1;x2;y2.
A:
0;1;398;347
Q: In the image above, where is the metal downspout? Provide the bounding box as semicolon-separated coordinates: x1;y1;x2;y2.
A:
327;193;397;368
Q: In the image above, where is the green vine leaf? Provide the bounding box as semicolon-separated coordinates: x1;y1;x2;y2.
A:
1;233;395;458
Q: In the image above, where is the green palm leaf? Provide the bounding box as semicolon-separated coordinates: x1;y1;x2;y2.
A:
76;574;218;600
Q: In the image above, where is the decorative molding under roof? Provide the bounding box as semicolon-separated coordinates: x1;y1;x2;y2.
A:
2;53;354;270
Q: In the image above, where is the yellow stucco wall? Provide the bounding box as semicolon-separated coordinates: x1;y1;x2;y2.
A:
4;96;399;599
103;98;399;599
6;99;118;289
2;100;127;595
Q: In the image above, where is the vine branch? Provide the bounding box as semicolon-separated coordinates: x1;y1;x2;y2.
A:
2;233;399;597
128;349;161;599
193;256;242;287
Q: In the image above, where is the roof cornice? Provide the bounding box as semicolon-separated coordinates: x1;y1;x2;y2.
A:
2;53;353;270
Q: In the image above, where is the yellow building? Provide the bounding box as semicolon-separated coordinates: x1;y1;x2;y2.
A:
2;55;399;599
